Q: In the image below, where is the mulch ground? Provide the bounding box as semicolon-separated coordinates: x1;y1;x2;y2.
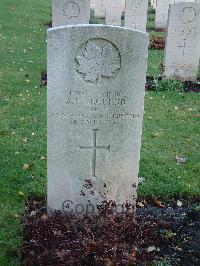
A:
146;76;200;93
21;195;200;266
149;36;165;50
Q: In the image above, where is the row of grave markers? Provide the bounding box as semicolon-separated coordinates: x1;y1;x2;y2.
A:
47;1;199;213
153;0;200;28
52;0;200;82
52;0;200;30
52;0;148;31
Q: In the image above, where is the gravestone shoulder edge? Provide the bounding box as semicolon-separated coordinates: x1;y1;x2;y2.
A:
47;24;149;38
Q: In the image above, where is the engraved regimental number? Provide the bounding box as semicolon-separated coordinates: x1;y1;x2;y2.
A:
75;39;121;85
63;1;80;19
79;129;110;178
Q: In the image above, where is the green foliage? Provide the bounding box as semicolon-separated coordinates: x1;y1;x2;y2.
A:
153;258;172;266
154;78;183;92
195;204;200;212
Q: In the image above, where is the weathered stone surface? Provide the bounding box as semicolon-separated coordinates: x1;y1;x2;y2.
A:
105;0;123;26
125;0;148;32
95;0;105;18
47;25;148;213
52;0;90;27
164;3;200;81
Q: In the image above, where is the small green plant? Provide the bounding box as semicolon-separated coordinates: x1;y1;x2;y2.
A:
154;78;183;92
195;204;200;212
153;258;172;266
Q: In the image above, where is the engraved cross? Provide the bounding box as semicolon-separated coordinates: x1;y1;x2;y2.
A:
79;129;110;178
178;40;186;57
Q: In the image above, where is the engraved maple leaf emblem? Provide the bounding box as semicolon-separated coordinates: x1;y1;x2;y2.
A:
75;40;121;85
63;2;80;19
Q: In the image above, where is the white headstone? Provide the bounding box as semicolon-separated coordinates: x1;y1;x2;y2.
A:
151;0;157;10
90;0;95;10
95;0;105;18
155;0;173;28
164;3;200;81
52;0;90;27
47;25;149;213
125;0;148;32
105;0;123;26
122;0;126;12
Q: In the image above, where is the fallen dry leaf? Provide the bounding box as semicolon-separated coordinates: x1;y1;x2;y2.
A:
138;176;145;184
152;132;160;138
18;191;25;197
129;249;137;261
41;214;48;221
153;198;165;208
177;200;183;207
137;202;145;208
30;211;36;217
103;258;115;266
176;156;188;165
22;164;32;170
22;137;28;144
147;246;156;252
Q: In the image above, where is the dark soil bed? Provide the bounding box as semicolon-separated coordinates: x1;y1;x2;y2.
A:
21;196;200;266
146;76;200;93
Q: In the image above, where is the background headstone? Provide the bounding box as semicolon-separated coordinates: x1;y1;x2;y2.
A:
52;0;90;27
125;0;148;32
151;0;157;10
122;0;126;12
95;0;105;18
164;3;200;81
105;0;123;26
47;25;149;213
90;0;95;10
155;0;173;29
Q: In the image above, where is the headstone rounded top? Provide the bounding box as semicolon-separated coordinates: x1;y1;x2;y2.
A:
48;24;149;37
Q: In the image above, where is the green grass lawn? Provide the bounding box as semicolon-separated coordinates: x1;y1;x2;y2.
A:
0;0;199;264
